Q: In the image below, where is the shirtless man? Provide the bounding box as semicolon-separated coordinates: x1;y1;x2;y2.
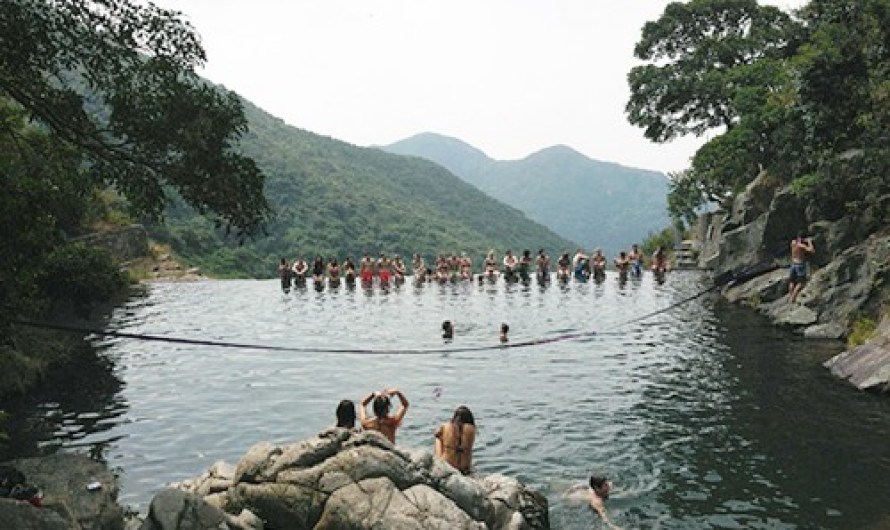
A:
591;249;607;281
518;250;533;282
614;251;630;282
588;474;618;528
459;252;473;280
483;250;499;280
377;253;392;285
360;253;375;284
278;258;291;292
789;232;815;303
327;257;341;288
392;254;406;283
503;249;518;281
565;473;620;529
557;251;571;282
412;253;426;282
360;388;409;444
536;249;551;283
342;256;356;285
292;257;308;287
628;244;643;277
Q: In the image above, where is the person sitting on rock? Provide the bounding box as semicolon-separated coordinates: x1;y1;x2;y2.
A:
335;399;357;431
360;388;409;444
434;406;476;475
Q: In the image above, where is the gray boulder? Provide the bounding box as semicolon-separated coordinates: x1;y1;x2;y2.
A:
825;316;890;392
163;428;548;529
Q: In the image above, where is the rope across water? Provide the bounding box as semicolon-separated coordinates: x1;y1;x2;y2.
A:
13;250;782;355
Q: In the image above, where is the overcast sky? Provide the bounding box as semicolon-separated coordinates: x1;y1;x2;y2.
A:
150;0;806;174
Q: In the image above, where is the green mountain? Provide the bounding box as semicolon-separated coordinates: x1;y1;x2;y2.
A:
148;102;576;278
382;133;671;258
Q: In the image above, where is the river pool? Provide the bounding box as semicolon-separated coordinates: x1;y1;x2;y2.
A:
5;273;890;529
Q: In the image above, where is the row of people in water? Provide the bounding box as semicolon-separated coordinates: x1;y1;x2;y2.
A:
333;388;619;527
278;245;669;291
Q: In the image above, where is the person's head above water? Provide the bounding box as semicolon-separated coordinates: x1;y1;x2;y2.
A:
589;473;612;498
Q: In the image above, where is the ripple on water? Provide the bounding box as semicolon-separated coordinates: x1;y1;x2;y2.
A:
8;274;890;528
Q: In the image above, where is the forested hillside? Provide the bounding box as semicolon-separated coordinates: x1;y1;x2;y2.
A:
149;102;576;278
383;133;669;257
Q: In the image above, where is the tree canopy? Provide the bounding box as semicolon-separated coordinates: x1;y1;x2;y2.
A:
628;0;890;228
0;0;270;234
0;0;270;337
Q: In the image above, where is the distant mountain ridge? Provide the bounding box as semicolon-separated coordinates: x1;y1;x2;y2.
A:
148;102;575;278
382;133;670;258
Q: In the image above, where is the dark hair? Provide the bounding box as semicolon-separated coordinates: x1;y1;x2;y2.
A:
372;394;391;418
336;399;356;428
442;320;453;331
589;473;608;489
501;322;509;333
451;405;475;428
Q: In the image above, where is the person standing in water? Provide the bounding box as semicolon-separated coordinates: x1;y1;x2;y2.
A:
278;258;291;292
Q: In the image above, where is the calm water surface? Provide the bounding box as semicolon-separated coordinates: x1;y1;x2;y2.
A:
6;273;890;529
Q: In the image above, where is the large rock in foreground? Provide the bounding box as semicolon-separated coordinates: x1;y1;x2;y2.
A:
155;429;549;530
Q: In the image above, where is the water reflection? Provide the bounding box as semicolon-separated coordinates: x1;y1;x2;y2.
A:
2;341;126;463
4;274;890;529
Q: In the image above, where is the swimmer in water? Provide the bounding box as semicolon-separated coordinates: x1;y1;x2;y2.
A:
565;472;621;529
442;320;454;340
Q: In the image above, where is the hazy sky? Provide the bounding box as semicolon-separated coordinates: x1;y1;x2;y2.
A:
150;0;806;174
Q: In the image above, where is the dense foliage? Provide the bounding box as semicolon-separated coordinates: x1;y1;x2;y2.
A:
383;133;669;258
0;1;268;351
0;0;269;234
629;0;889;230
148;101;576;278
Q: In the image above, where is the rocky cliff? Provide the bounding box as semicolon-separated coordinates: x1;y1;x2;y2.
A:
698;171;890;391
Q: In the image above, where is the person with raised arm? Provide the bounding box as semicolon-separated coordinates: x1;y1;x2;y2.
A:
360;388;409;444
789;231;815;303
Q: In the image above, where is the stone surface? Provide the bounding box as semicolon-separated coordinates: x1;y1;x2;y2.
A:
824;316;890;392
1;453;124;530
694;178;890;390
165;428;548;529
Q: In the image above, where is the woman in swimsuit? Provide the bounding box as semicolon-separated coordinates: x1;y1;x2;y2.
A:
327;257;340;288
312;256;325;284
483;250;499;280
360;388;409;444
434;406;476;475
342;256;356;284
